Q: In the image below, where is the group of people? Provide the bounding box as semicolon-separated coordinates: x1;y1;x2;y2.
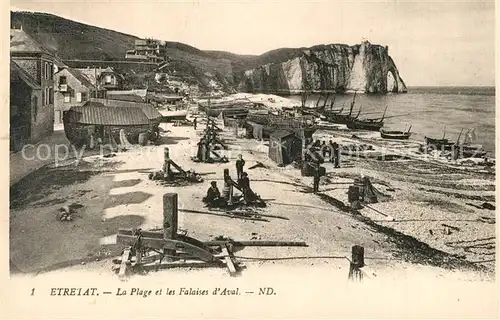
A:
304;139;341;193
306;139;341;168
203;154;255;207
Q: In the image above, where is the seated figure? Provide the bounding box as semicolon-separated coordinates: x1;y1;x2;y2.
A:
202;181;226;207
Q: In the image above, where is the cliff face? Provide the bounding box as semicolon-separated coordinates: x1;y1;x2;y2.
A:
238;42;407;94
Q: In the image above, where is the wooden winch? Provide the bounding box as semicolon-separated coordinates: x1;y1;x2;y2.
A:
114;193;307;279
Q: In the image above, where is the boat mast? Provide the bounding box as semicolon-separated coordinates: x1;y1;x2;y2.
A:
456;128;464;145
442;126;446;140
347;92;357;117
379;105;388;122
330;95;336;109
354;106;362;119
315;92;322;107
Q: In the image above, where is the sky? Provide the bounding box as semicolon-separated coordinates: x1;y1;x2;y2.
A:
10;0;496;87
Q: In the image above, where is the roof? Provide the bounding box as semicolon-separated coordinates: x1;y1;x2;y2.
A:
105;94;144;103
77;67;124;84
10;29;52;55
10;59;41;89
270;129;295;139
90;98;162;121
60;67;95;88
67;102;150;126
108;89;148;98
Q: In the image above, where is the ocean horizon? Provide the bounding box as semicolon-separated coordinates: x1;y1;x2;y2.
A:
286;86;495;155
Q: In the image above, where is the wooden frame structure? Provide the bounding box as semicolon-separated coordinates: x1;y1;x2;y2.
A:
114;193;306;279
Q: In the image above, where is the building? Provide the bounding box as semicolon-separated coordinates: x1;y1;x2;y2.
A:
90;98;162;140
63;101;152;147
125;38;166;63
10;28;55;151
76;67;124;90
53;67;107;125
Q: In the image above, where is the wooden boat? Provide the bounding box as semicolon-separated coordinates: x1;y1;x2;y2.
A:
424;127;488;158
323;92;359;124
424;136;454;150
380;125;412;140
346;106;387;131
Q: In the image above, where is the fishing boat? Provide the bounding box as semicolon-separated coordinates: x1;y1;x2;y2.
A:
346;106;387;131
424;127;488;158
380;125;412;140
424;136;454;150
323;92;360;124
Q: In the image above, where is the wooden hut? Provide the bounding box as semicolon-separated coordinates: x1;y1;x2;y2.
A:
268;130;302;166
63;101;152;147
90;98;162;140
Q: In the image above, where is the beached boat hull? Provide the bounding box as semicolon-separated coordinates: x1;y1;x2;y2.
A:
346;120;384;131
424;136;454;150
380;129;411;140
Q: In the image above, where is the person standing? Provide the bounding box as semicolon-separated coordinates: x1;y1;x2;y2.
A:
235;154;245;180
313;164;321;193
239;172;252;203
193;117;197;130
332;141;340;168
321;141;328;159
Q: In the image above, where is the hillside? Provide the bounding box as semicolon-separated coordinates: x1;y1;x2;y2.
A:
11;11;137;60
11;11;406;93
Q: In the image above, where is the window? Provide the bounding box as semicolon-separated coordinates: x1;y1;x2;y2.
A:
44;62;48;80
59;76;67;85
104;75;112;84
49;87;53;104
50;64;54;80
41;89;45;106
76;92;82;102
81;92;88;102
64;93;70;103
46;87;50;105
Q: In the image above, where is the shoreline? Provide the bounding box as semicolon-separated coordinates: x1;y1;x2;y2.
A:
9;107;495;279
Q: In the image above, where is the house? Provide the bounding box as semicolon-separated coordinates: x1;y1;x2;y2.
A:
125;38;166;63
76;67;124;90
53;67;107;125
10;28;56;151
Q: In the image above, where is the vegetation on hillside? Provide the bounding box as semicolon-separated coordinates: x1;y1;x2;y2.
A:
10;11;341;92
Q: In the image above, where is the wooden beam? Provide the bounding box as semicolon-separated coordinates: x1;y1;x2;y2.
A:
116;235;221;263
118;247;131;280
221;245;237;276
204;240;308;247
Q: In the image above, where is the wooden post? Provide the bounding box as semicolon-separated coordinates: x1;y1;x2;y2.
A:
348;245;364;281
163;147;171;177
163;193;178;261
352;245;364;268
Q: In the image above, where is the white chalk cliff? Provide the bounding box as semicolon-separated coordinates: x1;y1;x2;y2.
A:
238;41;407;94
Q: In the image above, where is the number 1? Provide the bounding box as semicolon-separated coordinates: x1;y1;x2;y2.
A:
31;288;35;296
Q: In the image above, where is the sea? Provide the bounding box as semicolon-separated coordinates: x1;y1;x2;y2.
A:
285;86;496;156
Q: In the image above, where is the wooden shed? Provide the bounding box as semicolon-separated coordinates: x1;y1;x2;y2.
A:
63;101;152;147
268;130;302;166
